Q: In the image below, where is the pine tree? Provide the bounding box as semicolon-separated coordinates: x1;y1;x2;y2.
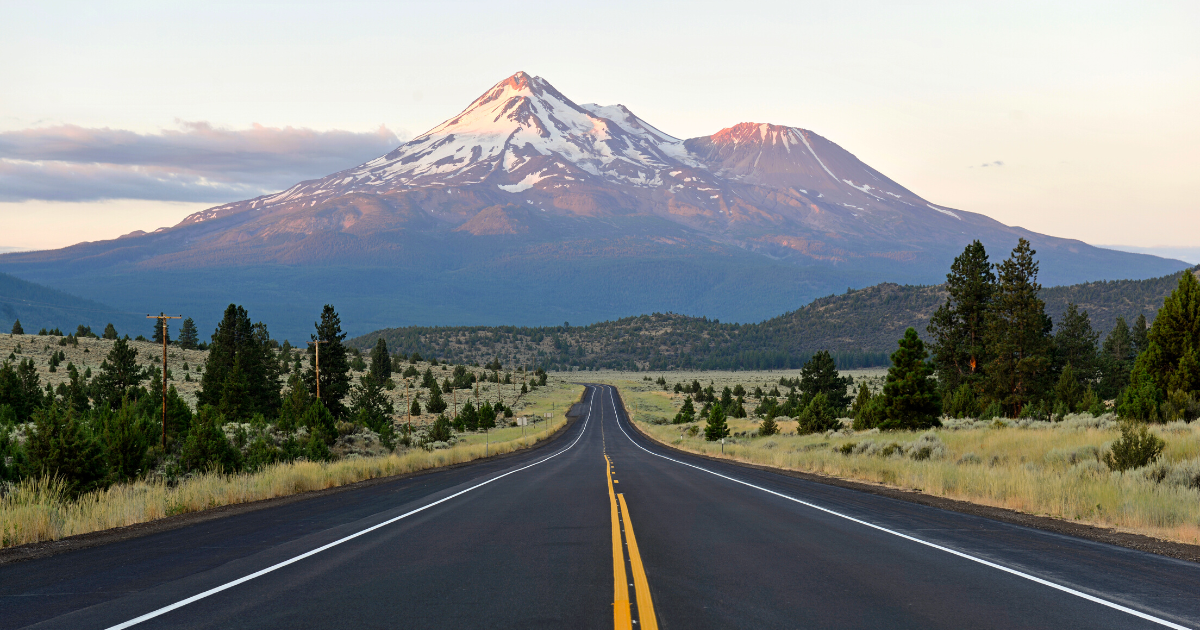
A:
198;305;281;420
703;402;730;441
673;396;695;424
277;372;312;432
369;338;392;382
927;240;995;394
101;399;154;483
478;401;496;430
351;373;395;434
151;317;171;344
177;318;199;350
10;319;22;335
102;323;118;340
1054;303;1099;381
304;305;351;419
797;393;840;434
1098;317;1134;398
456;399;478;431
1133;271;1200;399
758;414;779;436
0;359;44;422
410;398;422;417
1053;363;1084;413
799;350;852;410
983;239;1054;417
92;337;146;410
180;407;242;473
878;328;942;430
26;403;107;497
1132;313;1150;356
850;382;872;418
426;381;448;414
299;400;337;443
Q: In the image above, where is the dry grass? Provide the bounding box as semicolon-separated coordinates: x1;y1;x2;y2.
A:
593;373;1200;546
0;386;582;548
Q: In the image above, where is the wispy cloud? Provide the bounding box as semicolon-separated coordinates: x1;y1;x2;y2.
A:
970;160;1005;169
0;121;402;202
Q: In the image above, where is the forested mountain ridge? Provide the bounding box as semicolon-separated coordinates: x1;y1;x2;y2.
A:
350;267;1200;371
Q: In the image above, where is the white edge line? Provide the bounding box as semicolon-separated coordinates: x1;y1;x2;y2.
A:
603;386;1192;630
105;389;598;630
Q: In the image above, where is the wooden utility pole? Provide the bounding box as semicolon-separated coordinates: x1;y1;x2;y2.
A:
307;340;328;400
146;313;181;448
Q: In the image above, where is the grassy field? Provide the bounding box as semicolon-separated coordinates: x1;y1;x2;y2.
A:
584;370;1200;546
0;382;585;548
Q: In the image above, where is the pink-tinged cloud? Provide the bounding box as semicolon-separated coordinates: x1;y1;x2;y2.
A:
0;121;403;202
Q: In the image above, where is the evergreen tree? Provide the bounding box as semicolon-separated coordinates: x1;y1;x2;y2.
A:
1131;313;1150;356
217;358;250;421
1098;317;1134;398
456;399;478;431
703;402;730;441
369;337;392;382
56;363;91;414
1132;271;1200;399
1053;363;1085;413
277;372;312;432
943;383;981;419
299;400;337;443
478;401;496;430
199;305;281;420
102;323;118;340
177;317;199;350
426;381;448;414
757;414;779;436
351;373;395;435
0;410;28;482
409;398;422;417
927;240;995;394
26;403;107;497
10;319;22;335
135;384;192;444
0;358;45;422
983;239;1054;417
150;317;172;344
878;328;942;430
101;398;154;483
180;407;242;473
673;396;695;424
799;350;852;410
1054;303;1099;380
797;393;841;434
850;382;873;419
92;337;146;410
305;305;351;419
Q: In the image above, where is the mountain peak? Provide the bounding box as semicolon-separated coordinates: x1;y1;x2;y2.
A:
709;122;804;146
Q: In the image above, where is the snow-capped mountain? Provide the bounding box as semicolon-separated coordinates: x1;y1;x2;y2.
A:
176;71;988;258
3;72;1186;341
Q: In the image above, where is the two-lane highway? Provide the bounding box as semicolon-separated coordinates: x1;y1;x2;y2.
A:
3;384;1200;629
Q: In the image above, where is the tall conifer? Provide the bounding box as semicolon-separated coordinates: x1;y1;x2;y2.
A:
928;240;995;394
983;239;1054;417
305;305;351;419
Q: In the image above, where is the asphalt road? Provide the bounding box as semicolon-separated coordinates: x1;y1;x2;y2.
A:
4;384;1200;629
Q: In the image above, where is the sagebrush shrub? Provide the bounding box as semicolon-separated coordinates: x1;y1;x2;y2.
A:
1103;421;1165;472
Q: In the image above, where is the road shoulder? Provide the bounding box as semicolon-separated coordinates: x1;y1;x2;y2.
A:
0;405;587;566
627;419;1200;564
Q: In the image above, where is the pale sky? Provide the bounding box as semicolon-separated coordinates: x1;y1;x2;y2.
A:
1;0;1197;252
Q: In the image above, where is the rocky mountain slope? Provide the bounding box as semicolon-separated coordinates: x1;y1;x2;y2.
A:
1;72;1187;342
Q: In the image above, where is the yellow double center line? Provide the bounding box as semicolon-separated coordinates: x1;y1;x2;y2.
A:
606;454;657;630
